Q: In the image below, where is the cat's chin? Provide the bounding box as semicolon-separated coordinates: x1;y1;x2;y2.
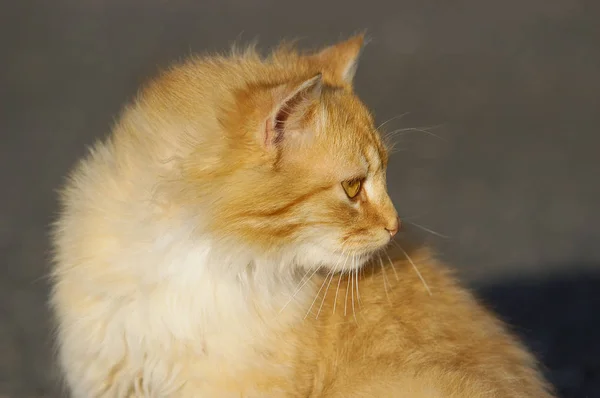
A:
293;245;377;274
326;251;376;273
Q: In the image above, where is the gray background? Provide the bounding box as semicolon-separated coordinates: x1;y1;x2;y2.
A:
1;0;599;396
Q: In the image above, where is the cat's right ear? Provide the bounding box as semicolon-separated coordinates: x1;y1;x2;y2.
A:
312;34;366;87
263;73;322;150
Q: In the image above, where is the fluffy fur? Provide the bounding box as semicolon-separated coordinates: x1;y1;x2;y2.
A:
50;35;553;397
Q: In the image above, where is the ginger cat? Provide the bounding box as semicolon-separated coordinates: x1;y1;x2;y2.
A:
50;35;553;397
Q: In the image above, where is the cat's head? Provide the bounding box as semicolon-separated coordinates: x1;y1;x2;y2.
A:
179;35;398;272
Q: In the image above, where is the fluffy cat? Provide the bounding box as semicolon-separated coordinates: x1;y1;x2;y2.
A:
50;35;553;397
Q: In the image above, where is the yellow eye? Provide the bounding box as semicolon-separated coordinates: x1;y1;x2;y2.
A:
342;179;362;199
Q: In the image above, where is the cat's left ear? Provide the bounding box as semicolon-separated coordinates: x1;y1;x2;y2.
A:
313;34;366;86
263;73;323;150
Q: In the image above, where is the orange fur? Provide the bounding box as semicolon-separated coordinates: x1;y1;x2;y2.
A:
50;35;553;397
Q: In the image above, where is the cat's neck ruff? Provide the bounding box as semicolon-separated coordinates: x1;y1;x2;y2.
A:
140;220;315;346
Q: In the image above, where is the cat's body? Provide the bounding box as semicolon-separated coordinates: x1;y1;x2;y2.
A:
51;35;553;397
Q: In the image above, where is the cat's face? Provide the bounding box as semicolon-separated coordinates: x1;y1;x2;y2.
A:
185;35;398;272
268;89;398;272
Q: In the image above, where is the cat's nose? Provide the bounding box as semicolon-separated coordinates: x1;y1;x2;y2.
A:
385;217;400;238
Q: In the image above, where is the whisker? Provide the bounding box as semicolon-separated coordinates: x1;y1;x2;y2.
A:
316;269;336;319
398;212;430;222
304;269;333;319
386;146;409;156
386;125;446;141
344;270;352;317
333;272;344;315
377;253;392;305
385;252;399;281
306;251;347;319
351;269;358;324
382;124;444;158
386;123;444;133
355;267;362;306
376;112;410;130
405;221;450;239
332;254;350;315
393;242;432;296
289;266;313;295
279;266;320;314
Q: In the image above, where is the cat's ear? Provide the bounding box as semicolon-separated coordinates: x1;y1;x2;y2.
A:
263;73;322;149
313;34;366;86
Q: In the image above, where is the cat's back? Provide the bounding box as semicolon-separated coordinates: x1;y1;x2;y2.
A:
301;246;552;397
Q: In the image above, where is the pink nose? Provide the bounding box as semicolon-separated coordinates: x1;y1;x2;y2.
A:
385;218;400;238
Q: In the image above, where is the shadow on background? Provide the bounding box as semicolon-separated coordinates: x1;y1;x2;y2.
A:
475;269;600;398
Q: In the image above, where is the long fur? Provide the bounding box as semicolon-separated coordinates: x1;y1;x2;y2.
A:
50;35;553;397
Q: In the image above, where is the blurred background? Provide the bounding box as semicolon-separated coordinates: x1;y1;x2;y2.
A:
1;0;599;396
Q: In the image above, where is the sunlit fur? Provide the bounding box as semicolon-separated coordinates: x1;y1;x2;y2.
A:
50;35;553;397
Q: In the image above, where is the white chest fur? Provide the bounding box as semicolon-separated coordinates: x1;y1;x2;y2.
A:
57;228;313;397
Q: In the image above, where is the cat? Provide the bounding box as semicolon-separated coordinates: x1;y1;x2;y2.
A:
50;34;554;397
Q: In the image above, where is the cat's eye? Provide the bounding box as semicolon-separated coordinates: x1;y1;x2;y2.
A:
342;179;363;199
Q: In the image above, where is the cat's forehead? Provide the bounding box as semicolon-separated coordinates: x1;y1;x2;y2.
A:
322;90;375;128
319;92;386;170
